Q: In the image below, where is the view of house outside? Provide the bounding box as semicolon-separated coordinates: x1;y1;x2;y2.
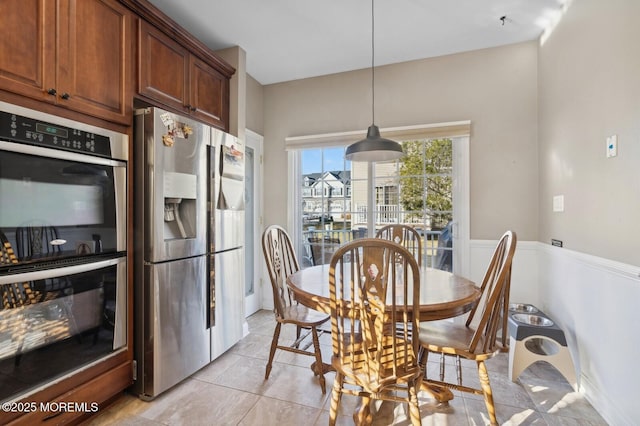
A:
299;139;453;269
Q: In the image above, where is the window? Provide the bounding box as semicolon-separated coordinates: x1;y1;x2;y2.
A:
286;122;470;275
376;185;399;206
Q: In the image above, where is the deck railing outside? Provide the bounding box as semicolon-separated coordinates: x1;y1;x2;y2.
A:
352;204;431;227
301;226;452;270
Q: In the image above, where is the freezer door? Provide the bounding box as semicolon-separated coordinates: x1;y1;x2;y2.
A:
210;248;245;361
138;256;209;399
210;129;245;251
136;107;208;262
213;129;245;213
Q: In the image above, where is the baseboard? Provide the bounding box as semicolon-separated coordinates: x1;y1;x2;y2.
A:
580;370;634;426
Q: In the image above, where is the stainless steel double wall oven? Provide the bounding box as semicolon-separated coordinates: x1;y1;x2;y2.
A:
0;101;128;402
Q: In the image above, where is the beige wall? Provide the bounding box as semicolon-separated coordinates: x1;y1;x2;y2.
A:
246;74;264;134
215;46;246;139
538;0;640;265
218;44;264;136
262;42;539;241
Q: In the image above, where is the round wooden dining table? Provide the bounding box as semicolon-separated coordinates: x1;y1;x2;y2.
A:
287;264;481;321
286;263;481;404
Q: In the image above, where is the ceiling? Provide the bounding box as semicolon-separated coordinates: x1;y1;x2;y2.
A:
146;0;566;85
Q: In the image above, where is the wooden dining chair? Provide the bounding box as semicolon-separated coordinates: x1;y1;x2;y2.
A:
417;230;517;426
328;238;422;426
1;231;40;309
15;224;62;258
375;224;422;266
261;225;330;393
308;236;341;266
1;231;40;367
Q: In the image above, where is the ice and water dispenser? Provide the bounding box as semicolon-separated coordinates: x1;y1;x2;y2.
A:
163;171;197;240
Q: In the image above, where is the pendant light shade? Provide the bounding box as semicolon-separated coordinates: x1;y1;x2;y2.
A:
345;124;404;162
345;0;404;163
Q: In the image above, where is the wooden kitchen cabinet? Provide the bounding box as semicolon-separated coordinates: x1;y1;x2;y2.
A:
0;0;55;104
0;0;133;125
138;20;229;130
189;55;229;130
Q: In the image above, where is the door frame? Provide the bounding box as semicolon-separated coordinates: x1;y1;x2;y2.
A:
244;129;264;316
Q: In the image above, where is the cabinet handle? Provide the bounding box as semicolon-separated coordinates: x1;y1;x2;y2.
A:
190;106;197;112
60;93;70;100
185;104;197;112
47;88;57;96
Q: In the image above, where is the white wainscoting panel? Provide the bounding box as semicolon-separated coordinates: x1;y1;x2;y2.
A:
468;239;540;307
538;243;640;426
470;239;640;425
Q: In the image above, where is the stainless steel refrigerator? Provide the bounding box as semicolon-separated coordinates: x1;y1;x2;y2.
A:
133;106;210;399
209;128;245;361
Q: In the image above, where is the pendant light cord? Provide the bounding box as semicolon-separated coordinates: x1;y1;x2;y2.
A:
345;0;404;161
371;0;375;125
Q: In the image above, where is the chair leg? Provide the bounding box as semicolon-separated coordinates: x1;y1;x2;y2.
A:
329;373;344;426
294;325;302;347
477;360;498;426
353;395;372;425
408;380;422;426
310;326;326;394
418;346;429;373
265;322;282;380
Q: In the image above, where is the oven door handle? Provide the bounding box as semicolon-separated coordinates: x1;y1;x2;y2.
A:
0;257;125;284
0;140;126;167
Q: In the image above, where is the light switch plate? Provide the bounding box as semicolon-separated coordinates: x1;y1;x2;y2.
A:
553;195;564;212
606;135;618;158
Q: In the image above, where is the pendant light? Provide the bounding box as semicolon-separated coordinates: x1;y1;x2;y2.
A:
345;0;404;162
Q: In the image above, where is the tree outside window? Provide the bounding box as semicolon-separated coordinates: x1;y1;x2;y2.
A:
399;139;453;230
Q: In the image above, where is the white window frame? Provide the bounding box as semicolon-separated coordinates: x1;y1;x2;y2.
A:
286;122;470;276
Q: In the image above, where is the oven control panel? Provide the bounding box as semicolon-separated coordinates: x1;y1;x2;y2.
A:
0;111;112;157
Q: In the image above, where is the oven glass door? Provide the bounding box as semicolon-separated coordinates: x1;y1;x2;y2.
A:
0;257;126;401
0;147;126;267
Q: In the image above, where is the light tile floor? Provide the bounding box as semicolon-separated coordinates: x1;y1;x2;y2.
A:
84;310;608;425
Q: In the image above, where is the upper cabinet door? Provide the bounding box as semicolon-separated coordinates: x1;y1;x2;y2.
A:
58;0;133;124
190;56;228;130
0;0;55;103
137;20;230;130
138;20;190;113
0;0;132;125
